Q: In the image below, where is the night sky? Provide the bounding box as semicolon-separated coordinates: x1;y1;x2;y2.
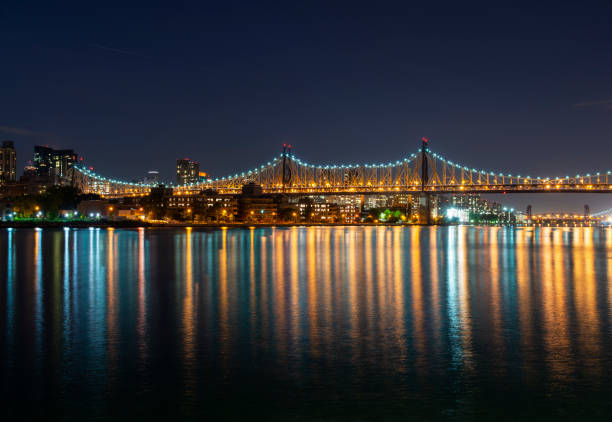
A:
2;1;611;212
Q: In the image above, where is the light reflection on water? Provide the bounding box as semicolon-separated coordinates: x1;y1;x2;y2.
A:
1;226;612;420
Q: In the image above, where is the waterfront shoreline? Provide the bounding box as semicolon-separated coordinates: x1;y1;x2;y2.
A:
1;221;604;229
0;220;431;229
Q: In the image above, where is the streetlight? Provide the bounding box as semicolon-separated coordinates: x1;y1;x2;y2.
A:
187;207;194;222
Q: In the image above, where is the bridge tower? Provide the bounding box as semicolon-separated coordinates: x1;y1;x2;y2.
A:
281;144;292;192
420;137;429;191
418;137;432;224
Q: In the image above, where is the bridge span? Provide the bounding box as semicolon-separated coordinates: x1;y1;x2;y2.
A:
70;140;612;198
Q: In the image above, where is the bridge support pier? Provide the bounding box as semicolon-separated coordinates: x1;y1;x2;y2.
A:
417;193;432;225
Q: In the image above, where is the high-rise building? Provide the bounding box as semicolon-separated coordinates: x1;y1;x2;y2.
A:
21;160;37;180
0;140;17;182
34;145;78;179
198;171;210;183
176;158;199;185
144;170;159;185
34;146;53;176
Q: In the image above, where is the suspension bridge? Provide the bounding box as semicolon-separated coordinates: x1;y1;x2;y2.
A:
70;139;612;198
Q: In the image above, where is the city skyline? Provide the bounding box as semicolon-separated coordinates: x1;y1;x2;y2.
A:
2;1;612;214
2;136;611;214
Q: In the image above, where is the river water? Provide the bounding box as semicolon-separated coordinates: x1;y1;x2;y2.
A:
1;226;612;420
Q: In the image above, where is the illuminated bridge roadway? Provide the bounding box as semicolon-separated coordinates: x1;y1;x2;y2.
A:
528;214;608;226
70;140;612;198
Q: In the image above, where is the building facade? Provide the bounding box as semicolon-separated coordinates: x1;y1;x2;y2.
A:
34;145;78;179
176;158;200;185
144;170;159;185
0;140;17;182
443;193;511;223
198;171;210;183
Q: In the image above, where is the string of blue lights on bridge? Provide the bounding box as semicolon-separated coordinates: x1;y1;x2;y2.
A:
70;140;612;198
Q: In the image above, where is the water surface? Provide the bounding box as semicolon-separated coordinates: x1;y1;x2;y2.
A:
1;226;612;420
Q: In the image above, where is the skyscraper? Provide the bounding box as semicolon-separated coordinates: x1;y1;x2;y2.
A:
176;158;199;185
0;140;17;182
34;145;78;179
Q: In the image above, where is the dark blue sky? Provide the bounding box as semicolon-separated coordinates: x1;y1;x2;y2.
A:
1;1;611;212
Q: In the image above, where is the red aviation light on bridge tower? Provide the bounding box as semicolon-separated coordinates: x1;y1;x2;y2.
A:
421;137;429;153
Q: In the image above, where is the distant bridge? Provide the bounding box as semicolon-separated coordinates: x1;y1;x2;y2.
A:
528;213;607;226
592;207;612;218
70;139;612;198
